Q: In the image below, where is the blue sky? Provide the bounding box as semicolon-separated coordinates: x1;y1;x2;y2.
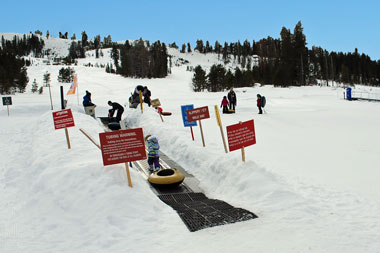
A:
2;0;380;60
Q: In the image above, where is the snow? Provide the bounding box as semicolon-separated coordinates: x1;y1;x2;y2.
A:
1;34;380;252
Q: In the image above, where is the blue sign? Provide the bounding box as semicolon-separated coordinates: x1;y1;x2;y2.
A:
181;104;197;127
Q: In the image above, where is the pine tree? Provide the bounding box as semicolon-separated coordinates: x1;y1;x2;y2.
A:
58;67;75;83
225;70;234;90
278;27;294;86
31;79;38;93
207;64;226;92
111;45;120;68
169;42;178;49
81;31;88;47
192;65;207;92
104;35;112;47
293;21;307;85
195;40;204;53
180;44;186;53
94;35;101;49
205;41;211;53
17;67;28;93
214;41;221;55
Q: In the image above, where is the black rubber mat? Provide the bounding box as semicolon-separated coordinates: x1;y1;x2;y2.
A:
158;193;258;232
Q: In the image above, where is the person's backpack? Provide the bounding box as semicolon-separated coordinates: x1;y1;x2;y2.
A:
260;96;266;108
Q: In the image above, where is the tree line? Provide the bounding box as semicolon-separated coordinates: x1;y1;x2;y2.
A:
0;49;29;93
2;23;380;94
1;34;45;57
0;34;43;93
190;21;380;90
110;38;168;78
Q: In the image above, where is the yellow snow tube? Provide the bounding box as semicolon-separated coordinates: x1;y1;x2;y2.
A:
148;168;185;187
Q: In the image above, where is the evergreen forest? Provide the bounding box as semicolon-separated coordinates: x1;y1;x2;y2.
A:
1;22;380;94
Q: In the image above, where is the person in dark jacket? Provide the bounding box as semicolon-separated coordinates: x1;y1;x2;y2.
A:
227;89;237;111
108;101;124;122
257;94;263;114
129;85;144;108
220;96;229;114
143;86;151;107
83;90;95;107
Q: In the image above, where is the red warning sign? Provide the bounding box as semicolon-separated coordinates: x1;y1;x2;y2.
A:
186;106;210;122
99;128;146;166
52;109;75;130
226;120;256;152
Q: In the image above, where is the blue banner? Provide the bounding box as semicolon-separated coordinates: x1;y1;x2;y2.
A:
181;104;197;127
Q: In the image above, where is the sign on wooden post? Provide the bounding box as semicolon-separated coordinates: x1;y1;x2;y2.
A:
187;106;210;147
226;120;256;162
151;98;161;108
52;109;75;149
99;128;146;187
181;104;197;141
2;96;12;105
2;96;12;116
151;99;163;122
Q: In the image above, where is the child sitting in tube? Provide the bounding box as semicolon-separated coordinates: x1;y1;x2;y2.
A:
145;135;160;173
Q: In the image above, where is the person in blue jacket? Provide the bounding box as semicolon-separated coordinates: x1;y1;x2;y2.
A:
83;90;95;107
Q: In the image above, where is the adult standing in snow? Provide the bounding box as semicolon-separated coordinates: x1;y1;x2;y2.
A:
129;85;144;108
108;100;124;122
83;90;95;107
143;86;151;107
227;89;237;111
257;94;263;114
82;90;96;117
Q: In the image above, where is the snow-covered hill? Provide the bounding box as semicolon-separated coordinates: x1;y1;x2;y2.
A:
1;33;380;253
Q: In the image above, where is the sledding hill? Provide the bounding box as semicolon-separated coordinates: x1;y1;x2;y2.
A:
1;32;380;253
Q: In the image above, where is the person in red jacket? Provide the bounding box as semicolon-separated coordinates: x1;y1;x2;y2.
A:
257;94;263;114
220;96;229;113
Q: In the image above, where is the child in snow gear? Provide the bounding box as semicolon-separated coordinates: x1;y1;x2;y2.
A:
145;135;160;173
108;101;124;122
221;96;229;114
257;94;263;114
227;89;237;111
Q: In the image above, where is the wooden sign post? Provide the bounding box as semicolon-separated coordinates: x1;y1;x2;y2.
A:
48;84;53;110
186;106;210;147
99;128;146;188
214;105;228;153
226;120;256;162
52;109;75;149
139;91;143;113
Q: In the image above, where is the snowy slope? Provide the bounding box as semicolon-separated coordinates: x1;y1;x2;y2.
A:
1;34;380;252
